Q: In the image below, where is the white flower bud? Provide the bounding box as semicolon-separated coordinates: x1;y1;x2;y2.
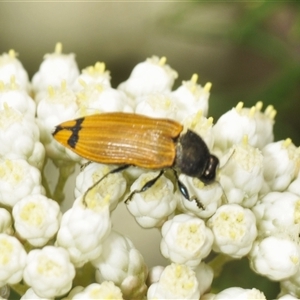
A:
0;105;45;170
209;287;266;299
172;74;210;121
73;61;111;91
213;102;275;154
280;266;300;298
135;93;178;120
12;194;61;247
160;214;213;267
0;208;12;234
21;287;54;300
0;78;35;118
0;233;27;286
56;196;111;267
194;262;214;296
118;56;177;98
23;246;75;299
75;163;127;212
72;282;123;300
0;49;30;92
176;176;222;219
277;293;299;300
147;263;201;300
92;230;147;300
32;43;79;94
76;83;133;115
147;266;165;286
249;236;300;281
207;204;257;258
219;138;264;208
262;139;300;192
253;191;300;237
0;158;44;207
127;171;177;228
288;174;300;197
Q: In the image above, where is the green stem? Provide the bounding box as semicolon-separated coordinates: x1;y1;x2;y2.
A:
10;283;29;297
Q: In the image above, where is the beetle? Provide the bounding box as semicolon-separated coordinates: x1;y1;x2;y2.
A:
52;112;219;209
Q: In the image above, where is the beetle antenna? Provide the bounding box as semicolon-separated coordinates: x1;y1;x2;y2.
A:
82;164;129;206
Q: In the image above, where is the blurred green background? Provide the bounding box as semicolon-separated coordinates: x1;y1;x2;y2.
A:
0;1;299;144
0;2;298;298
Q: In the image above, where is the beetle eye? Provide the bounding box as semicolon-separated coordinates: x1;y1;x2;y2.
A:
200;155;219;184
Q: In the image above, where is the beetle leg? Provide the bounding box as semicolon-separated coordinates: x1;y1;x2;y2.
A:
172;169;205;210
83;164;130;205
125;170;164;204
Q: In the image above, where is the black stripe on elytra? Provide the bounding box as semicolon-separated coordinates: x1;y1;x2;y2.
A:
52;117;85;149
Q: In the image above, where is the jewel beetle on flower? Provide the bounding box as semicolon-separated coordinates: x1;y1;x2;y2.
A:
52;112;219;209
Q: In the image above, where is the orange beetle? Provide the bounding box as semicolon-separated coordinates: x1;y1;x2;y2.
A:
53;112;219;208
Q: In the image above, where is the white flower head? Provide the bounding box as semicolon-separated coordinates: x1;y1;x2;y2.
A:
72;282;123;300
160;214;213;267
76;83;133;116
23;246;75;299
0;49;30;92
127;171;177;228
12;194;61;247
135;92;178;120
0;208;12;234
176;175;222;219
92;230;147;300
172;74;211;121
249;236;300;281
32;42;79;94
207;204;257;258
0;77;35;118
219;136;264;208
209;287;266;299
118;56;178;98
262;138;300;192
73;61;111;91
0;158;44;207
147;263;201;300
0;233;27;287
0;105;45;169
56;196;111;267
213;102;276;154
75;163;127;212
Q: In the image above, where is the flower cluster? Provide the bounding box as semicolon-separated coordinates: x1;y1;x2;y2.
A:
0;43;299;299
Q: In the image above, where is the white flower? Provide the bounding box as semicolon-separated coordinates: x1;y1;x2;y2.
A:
73;61;111;91
126;171;177;228
280;265;300;298
147;263;201;300
219;137;264;208
288;174;300;197
23;246;75;299
176;176;222;219
72;282;123;300
32;43;79;95
213;102;275;154
0;233;27;287
0;105;45;170
135;92;178;120
249;236;300;281
76;83;133;115
207;204;257;258
0;208;12;234
0;77;35;118
205;287;266;299
160;214;213;267
147;266;165;286
194;262;214;296
75;163;127;212
172;74;211;121
262;138;300;192
277;295;299;300
12;194;61;247
0;158;44;207
92;230;147;300
56;196;111;267
20;287;54;300
118;56;177;98
0;49;30;92
252;191;300;237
